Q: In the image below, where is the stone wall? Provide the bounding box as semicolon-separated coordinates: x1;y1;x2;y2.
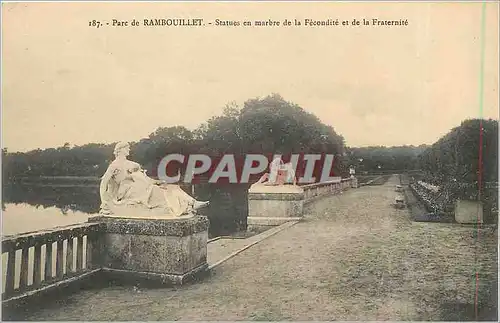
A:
247;178;356;230
302;178;355;204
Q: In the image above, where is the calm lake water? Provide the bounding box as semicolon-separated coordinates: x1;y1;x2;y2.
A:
2;184;100;235
1;182;241;237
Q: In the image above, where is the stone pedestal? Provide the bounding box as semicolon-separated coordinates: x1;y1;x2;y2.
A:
455;199;484;224
87;214;209;286
247;184;304;230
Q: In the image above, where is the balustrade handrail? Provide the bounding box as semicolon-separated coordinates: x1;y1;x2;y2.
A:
301;178;351;190
2;222;102;302
2;223;101;252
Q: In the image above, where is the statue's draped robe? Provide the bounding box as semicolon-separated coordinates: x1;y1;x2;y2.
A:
269;157;284;184
283;163;296;184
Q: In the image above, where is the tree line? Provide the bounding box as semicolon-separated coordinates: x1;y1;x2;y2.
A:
417;119;498;223
3;95;496;186
345;145;428;174
3;94;350;182
418;118;498;185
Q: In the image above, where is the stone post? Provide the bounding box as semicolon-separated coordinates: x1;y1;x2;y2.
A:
455;200;484;224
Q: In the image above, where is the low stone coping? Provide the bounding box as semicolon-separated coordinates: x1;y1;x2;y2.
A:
87;215;209;237
248;217;302;226
249;184;304;194
248;192;305;201
301;177;352;189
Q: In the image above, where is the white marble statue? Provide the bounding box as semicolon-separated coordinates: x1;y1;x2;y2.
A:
256;156;296;186
99;142;209;217
349;166;356;178
283;162;297;185
268;156;284;184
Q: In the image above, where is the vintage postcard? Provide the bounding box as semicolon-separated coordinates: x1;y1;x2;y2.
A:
1;1;499;321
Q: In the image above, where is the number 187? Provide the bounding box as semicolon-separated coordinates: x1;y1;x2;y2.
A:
89;20;101;28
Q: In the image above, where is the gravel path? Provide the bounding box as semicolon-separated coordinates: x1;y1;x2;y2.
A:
13;176;498;321
207;221;298;269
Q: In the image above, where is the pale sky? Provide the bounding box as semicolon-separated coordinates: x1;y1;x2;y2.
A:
2;2;499;152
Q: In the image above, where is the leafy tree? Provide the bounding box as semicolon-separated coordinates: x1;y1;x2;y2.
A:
345;145;427;174
239;94;344;155
419;119;498;184
418;119;498;223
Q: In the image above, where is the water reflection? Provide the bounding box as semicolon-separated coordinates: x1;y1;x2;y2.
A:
2;203;92;236
2;183;100;214
2;183;248;238
2;184;99;235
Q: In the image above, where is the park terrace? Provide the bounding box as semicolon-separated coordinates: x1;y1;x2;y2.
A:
2;175;497;321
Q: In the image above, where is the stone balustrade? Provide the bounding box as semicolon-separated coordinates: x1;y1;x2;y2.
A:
247;177;357;230
2;214;210;307
301;178;356;204
2;223;101;304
